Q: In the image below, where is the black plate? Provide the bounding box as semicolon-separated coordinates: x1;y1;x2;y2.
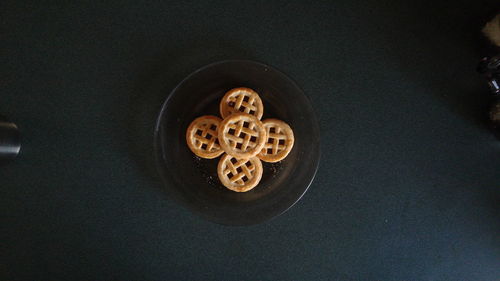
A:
154;60;320;225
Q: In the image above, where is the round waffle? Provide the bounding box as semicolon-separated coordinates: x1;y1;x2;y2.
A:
257;119;294;162
217;154;263;192
186;115;224;159
219;87;264;119
218;113;266;159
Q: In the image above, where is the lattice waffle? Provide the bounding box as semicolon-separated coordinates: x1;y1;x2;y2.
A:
218;113;266;159
219;87;264;119
185;87;295;192
185;115;224;159
217;154;263;192
258;119;295;162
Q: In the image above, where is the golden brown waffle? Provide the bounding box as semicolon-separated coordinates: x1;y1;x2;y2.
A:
218;113;266;159
217;154;263;192
185;115;224;159
258;119;294;162
219;87;264;119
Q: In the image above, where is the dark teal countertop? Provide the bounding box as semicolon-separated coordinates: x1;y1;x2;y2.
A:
2;1;499;280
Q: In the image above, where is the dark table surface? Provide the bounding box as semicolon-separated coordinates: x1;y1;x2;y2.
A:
2;1;499;280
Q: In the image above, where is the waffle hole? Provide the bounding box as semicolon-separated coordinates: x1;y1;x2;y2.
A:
236;143;242;149
196;130;203;136
267;148;273;154
270;128;275;133
236;167;243;173
279;139;285;145
201;143;207;149
243;121;249;128
228;172;234;179
210;124;217;130
250;136;257;142
249;110;255;115
267;138;273;144
206;134;212;140
243;96;249;102
230;157;237;164
242;175;249;182
228;128;235;135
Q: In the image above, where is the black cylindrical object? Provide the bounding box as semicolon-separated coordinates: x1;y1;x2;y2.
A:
0;116;21;162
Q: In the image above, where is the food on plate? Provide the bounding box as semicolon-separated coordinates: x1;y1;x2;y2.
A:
257;119;295;163
185;87;294;192
185;115;224;159
217;154;263;192
219;87;264;119
218;113;266;159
